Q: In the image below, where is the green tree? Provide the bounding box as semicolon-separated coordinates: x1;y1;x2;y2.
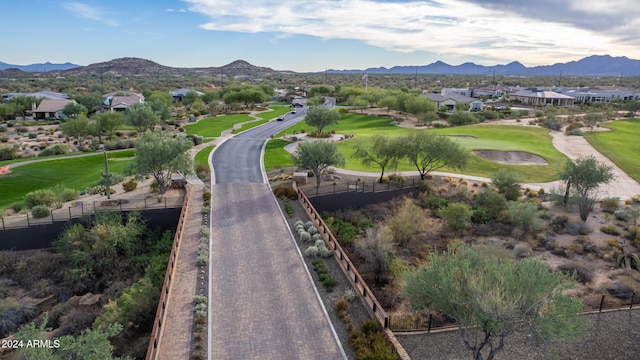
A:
405;96;437;117
309;85;332;98
417;111;439;127
490;169;522;201
61;115;91;144
402;245;587;360
583;112;603;129
304;106;340;134
352;134;402;183
401;132;468;180
95;112;124;142
448;111;479;126
62;102;88;118
14;314;130;360
561;155;615;221
148;99;172;122
147;90;174;107
293;141;345;189
74;93;103;115
133;131;194;195
378;95;397;114
125;103;159;132
183;91;200;106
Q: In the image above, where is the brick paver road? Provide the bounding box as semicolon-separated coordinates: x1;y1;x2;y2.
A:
209;183;346;360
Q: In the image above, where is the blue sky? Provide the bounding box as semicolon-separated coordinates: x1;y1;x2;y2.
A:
2;0;640;72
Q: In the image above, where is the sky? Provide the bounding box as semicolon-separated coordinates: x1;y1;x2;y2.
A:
1;0;640;72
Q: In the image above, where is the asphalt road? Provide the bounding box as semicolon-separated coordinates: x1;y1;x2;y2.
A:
211;106;307;183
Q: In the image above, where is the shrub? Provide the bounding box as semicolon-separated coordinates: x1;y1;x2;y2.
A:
272;185;297;199
387;173;405;186
299;231;311;242
39;144;72;156
294;220;304;228
122;177;138;192
203;190;211;206
304;221;315;230
307;225;318;235
27;132;37;139
490;168;522;201
513;243;531;258
567;129;583;136
59;188;79;202
196;253;209;266
10;201;25;212
312;233;323;242
31;205;50;218
601;197;620;214
0;135;8;143
201;206;211;215
508;201;544;237
304;246;319;257
0;146;18;160
95;173;124;186
318;245;332;258
0;125;5;132
24;189;57;208
200;226;210;238
614;207;638;222
600;224;621;236
440;202;473;233
193;295;208;305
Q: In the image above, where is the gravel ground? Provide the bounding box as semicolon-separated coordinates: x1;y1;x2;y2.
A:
396;309;640;360
278;196;372;360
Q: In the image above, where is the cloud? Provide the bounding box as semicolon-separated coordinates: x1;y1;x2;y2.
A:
62;2;118;27
166;8;187;13
182;0;640;65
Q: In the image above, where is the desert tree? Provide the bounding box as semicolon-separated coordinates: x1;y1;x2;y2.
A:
125;103;160;132
133;131;194;195
95;111;125;143
356;224;394;284
561;155;614;221
74;93;103;115
352;134;402;183
404;95;437;117
386;197;428;247
402;245;587;360
61;115;91;145
304;106;340;134
401;131;468;180
62;102;88;118
293;141;345;190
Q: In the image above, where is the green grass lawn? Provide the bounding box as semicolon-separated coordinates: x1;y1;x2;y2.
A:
194;145;215;173
264;139;294;172
0;149;134;167
274;113;568;182
584;119;640;182
183;114;254;137
0;151;134;210
231;107;293;134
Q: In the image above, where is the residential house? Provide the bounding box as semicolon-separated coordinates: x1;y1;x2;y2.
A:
511;90;574;107
170;89;204;102
471;85;518;99
440;88;472;97
560;87;640;104
33;99;75;119
2;90;70;102
422;92;484;112
103;92;144;112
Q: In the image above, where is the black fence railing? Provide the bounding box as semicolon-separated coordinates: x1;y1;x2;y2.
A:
1;196;185;230
302;177;420;197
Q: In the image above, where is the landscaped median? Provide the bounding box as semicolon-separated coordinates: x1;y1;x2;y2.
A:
266;113;569;183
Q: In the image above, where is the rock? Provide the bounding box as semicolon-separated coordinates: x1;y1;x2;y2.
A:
78;293;101;306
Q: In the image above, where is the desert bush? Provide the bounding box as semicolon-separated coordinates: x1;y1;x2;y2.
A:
600;224;621;236
31;205;50;218
10;201;25;212
490;169;522;201
196;253;208;266
307;225;318;235
39;143;72;156
201;206;211;215
122;177;138;192
0;125;5;132
0;146;18;160
299;231;311;242
318;245;332;258
387;198;428;246
440;202;473;233
508;201;544;237
294;220;304;228
601;197;620;214
193;295;208;305
272;185;297;199
312;233;323;242
614;207;640;223
473;190;508;223
558;262;594;284
199;226;210;238
24;189;57;208
387;173;405;186
512;243;532;258
0;298;37;338
96;173;124;186
305;246;319;257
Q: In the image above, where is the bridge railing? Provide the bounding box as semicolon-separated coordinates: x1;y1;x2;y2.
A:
145;190;191;360
0;196;185;230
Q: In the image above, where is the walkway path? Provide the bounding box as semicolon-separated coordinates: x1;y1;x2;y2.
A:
156;182;204;360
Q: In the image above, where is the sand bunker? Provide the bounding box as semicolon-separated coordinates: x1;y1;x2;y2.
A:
472;150;548;165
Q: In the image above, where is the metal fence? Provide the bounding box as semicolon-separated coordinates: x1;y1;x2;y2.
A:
1;196;185;230
301;177;420;197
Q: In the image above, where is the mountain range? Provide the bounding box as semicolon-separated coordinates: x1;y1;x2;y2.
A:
2;55;640;76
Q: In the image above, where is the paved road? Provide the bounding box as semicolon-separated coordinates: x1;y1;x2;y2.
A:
208;104;346;359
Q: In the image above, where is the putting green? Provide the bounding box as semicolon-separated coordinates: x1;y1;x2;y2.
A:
584;119;640;182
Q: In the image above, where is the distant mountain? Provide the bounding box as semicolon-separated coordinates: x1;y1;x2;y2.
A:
59;57;281;77
328;55;640;76
0;61;79;72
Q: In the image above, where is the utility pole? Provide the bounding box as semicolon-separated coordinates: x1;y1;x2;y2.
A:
101;150;112;200
414;68;418;89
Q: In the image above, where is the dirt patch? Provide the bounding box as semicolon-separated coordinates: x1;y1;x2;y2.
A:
472;150;548;165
